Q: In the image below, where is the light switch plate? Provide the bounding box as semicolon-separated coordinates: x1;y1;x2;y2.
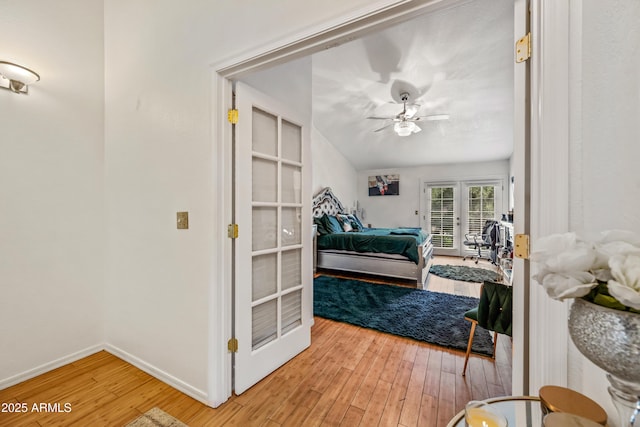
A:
177;212;189;229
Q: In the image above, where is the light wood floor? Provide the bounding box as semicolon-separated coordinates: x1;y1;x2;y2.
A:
0;256;512;427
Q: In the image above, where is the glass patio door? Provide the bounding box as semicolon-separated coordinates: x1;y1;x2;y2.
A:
461;181;503;258
425;183;460;256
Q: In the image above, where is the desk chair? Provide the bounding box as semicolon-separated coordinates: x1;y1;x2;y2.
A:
462;280;513;376
463;219;499;264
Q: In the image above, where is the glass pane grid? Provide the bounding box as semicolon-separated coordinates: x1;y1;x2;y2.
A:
252;151;279;161
252;107;278;156
281;207;301;246
252;202;280;208
281;290;302;336
252;299;277;350
466;185;497;236
251;111;304;352
281;120;302;163
430;186;455;249
252;207;277;251
282;249;301;290
282;164;302;204
252;253;277;301
252;157;277;203
281;158;303;168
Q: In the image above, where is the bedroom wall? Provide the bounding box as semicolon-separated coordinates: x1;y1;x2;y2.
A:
567;0;640;422
103;0;394;403
311;127;358;207
0;0;105;387
358;160;510;228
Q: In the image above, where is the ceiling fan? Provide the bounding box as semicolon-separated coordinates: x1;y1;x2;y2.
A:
367;91;449;136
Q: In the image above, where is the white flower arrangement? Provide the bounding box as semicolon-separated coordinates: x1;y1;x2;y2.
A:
531;230;640;312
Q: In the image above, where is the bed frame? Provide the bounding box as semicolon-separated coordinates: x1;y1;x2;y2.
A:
312;187;434;288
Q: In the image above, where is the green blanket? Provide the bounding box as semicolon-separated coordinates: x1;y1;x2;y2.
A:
317;228;427;264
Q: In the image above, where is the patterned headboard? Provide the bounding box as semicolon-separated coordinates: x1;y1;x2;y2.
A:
312;187;347;218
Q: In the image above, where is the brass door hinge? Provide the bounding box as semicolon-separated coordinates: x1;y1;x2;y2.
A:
228;338;238;353
227;109;239;124
228;223;238;239
516;32;531;63
514;234;530;259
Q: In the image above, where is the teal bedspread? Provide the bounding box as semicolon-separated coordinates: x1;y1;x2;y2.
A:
317;228;428;264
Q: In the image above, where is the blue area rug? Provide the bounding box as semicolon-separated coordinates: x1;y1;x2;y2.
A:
313;275;494;356
429;264;499;283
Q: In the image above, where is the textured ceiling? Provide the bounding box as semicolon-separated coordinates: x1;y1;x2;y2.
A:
311;0;514;171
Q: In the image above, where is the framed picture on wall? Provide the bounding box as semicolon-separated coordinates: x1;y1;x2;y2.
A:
368;174;399;196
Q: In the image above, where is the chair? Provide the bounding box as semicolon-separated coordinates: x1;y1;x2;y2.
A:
463;219;500;264
462;280;513;376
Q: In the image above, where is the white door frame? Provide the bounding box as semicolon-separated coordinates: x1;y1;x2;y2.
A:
511;0;530;395
527;0;571;393
208;0;571;406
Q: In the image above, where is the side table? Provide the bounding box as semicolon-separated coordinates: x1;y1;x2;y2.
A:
447;396;542;427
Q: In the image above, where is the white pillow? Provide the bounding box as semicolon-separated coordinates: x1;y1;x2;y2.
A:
336;214;353;232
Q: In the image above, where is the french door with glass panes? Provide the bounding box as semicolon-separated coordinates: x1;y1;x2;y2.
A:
425;181;502;257
233;82;311;395
425;183;460;256
461;181;503;258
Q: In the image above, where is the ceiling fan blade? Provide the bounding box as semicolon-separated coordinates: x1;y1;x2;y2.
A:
366;116;394;120
373;123;394;132
414;114;450;121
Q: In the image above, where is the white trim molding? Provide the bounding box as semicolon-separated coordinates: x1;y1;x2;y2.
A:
528;0;571;392
0;345;104;391
1;343;212;406
105;344;209;405
511;0;529;396
206;71;234;408
212;0;473;80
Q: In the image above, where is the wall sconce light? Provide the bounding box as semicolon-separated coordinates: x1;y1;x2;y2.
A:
0;61;40;94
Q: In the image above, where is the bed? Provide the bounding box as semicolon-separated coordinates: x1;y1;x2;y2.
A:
312;187;434;288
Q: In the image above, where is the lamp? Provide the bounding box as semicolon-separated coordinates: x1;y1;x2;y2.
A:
394;121;421;136
0;61;40;94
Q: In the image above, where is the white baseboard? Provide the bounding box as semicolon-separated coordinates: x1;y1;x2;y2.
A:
1;344;210;407
0;344;104;390
104;344;209;405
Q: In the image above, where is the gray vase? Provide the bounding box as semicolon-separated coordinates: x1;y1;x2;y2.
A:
568;297;640;427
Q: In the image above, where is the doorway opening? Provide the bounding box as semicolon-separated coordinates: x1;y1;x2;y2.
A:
212;0;529;404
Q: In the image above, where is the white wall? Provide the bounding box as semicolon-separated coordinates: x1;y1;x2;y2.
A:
0;0;402;402
358;160;509;228
311;127;358;206
567;0;640;421
0;0;105;386
103;0;390;403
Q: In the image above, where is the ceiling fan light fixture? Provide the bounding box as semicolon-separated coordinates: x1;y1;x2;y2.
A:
394;121;416;136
